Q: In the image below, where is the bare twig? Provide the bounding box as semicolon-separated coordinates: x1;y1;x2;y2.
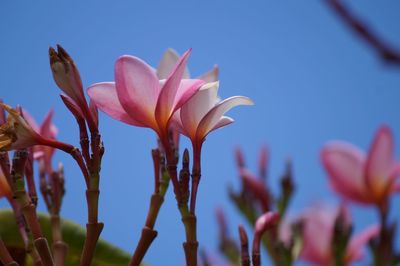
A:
326;0;400;65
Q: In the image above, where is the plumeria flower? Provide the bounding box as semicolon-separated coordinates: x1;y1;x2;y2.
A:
22;109;58;173
300;205;379;266
0;103;72;153
174;81;253;212
156;48;219;149
321;126;400;206
175;81;253;158
87;49;205;153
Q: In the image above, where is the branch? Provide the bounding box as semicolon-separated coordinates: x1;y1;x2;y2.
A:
327;0;400;65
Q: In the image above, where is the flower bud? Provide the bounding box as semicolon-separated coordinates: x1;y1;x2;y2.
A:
49;45;86;108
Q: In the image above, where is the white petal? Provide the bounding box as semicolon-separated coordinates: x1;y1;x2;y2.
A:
197;96;253;140
197;65;219;82
180;81;219;139
156;48;190;79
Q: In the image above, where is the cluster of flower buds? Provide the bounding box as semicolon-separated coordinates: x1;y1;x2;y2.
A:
217;146;299;265
209;125;400;266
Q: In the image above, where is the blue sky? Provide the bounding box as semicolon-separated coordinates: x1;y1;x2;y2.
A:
1;1;400;265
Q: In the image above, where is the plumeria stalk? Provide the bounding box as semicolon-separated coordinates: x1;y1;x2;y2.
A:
22;109;68;266
0;237;18;266
49;45;106;266
173;81;253;265
175;81;253;214
129;47;217;264
10;150;54;266
88;48;208;265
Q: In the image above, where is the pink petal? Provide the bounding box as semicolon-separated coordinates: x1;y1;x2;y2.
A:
157;48;190;79
21;109;40;133
155;49;192;129
197;65;219;82
170;110;184;133
40;109;56;139
180;82;219;139
115;55;160;128
346;224;380;262
197;96;253;140
172;79;205;115
88;82;144;127
365;126;395;197
321;142;371;203
300;206;338;265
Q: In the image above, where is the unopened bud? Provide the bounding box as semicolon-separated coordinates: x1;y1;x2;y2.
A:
49;45;85;107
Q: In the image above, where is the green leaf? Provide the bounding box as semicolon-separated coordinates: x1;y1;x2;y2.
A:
0;209;146;266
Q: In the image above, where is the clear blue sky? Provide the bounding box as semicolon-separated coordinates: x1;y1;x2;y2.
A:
1;1;400;265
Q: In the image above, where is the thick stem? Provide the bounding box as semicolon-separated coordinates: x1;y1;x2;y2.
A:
79;223;104;266
51;215;68;266
130;147;168;266
53;242;68;266
162;139;182;205
9;201;29;250
182;214;198;266
189;145;201;214
79;189;103;266
129;228;157;266
0;238;17;266
130;194;164;266
33;238;54;266
144;194;164;229
11;151;53;266
373;201;391;266
77;131;103;266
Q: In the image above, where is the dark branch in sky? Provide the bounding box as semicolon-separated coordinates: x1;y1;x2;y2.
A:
327;0;400;65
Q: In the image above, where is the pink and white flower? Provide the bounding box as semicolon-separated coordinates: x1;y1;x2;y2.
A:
321;126;400;205
87;49;205;149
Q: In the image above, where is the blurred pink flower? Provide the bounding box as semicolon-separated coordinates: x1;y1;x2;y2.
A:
0;103;73;153
321;126;400;205
300;205;379;266
22;109;58;175
87;49;205;147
